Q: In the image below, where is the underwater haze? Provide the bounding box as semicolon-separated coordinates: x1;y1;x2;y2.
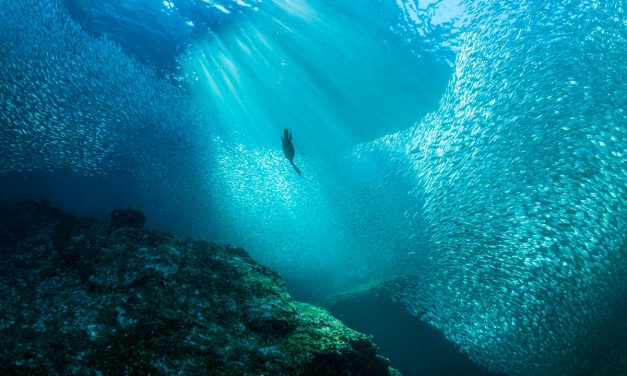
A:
1;0;626;375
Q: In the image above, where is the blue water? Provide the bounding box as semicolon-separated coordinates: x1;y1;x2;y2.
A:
1;0;625;375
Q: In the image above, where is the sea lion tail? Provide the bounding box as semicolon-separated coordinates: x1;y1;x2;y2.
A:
291;161;301;175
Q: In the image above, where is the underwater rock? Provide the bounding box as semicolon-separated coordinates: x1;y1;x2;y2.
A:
324;281;505;376
0;201;399;375
110;208;146;229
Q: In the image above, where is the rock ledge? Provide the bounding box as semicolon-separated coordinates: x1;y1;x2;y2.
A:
0;201;399;375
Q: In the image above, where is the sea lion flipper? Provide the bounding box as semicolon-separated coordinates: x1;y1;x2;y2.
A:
291;162;301;175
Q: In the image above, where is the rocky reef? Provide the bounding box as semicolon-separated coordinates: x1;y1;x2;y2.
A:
0;201;399;375
324;281;505;376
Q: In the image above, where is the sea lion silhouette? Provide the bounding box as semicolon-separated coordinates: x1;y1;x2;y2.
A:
281;128;301;175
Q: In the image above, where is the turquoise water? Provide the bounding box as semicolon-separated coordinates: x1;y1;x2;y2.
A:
1;0;626;374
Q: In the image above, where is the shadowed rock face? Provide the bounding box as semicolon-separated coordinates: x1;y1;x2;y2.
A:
110;208;146;229
0;201;399;375
324;282;506;376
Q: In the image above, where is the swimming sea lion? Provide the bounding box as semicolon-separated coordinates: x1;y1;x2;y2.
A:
281;128;301;175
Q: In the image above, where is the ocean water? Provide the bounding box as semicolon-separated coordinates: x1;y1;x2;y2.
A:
1;0;625;375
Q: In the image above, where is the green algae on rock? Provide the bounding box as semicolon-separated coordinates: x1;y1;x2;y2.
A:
0;201;399;375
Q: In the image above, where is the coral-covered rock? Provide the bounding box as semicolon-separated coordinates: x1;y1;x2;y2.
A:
0;201;399;375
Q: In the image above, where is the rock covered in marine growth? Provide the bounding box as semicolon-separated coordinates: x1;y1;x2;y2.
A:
0;201;399;375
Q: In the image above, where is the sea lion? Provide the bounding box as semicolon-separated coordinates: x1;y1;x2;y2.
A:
281;128;301;175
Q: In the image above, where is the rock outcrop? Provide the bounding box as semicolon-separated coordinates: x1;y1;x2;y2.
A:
324;281;504;376
0;201;399;375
